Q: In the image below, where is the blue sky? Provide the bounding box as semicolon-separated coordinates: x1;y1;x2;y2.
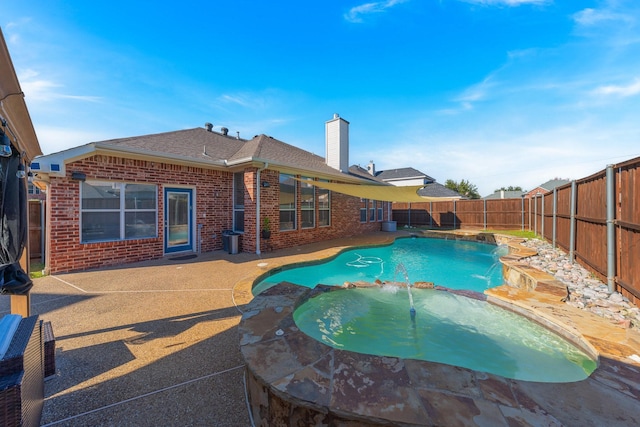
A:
3;0;640;196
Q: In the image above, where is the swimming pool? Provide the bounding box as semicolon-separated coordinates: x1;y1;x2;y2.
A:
253;236;508;295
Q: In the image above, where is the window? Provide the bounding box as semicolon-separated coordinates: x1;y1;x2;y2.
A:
378;202;384;222
81;181;157;242
360;199;368;223
369;199;375;222
28;184;40;195
318;182;330;227
279;174;296;231
301;177;315;229
233;172;245;232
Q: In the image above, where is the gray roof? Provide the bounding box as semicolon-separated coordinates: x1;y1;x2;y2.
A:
376;167;435;182
348;165;386;183
417;182;463;198
538;179;571;191
40;127;358;181
484;190;526;199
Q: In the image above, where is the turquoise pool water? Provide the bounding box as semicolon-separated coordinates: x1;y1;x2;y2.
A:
293;287;597;382
253;237;507;295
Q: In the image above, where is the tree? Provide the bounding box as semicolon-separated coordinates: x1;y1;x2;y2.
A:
444;179;481;199
494;186;523;192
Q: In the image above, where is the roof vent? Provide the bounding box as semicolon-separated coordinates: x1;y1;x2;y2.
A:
205;122;213;132
221;127;229;136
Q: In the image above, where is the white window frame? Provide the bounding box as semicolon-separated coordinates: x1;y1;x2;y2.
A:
80;181;158;243
301;177;315;229
233;172;245;233
279;173;297;231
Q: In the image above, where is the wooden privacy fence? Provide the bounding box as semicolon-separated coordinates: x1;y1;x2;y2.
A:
393;197;531;230
392;156;640;306
532;157;640;306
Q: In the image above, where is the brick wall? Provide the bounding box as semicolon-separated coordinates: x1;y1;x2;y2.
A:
46;155;233;273
46;155;386;273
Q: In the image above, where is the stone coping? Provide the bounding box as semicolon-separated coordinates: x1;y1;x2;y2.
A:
238;231;640;426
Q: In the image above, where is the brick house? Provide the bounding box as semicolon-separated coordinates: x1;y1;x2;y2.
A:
32;114;401;274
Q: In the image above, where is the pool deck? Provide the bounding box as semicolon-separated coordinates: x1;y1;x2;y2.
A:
2;230;639;426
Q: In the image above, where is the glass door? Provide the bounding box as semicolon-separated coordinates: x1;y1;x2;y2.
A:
164;188;193;253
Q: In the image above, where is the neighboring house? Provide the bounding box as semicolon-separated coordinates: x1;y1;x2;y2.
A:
32;114;395;274
484;190;526;200
525;179;571;198
353;161;463;199
417;182;463;199
1;28;43;317
368;162;435;187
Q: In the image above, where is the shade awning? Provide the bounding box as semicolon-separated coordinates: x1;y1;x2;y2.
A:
295;178;454;203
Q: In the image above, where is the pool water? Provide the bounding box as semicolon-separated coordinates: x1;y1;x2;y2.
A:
253;237;507;295
293;287;597;382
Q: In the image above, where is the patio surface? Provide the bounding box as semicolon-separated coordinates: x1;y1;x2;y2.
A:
2;230;639;426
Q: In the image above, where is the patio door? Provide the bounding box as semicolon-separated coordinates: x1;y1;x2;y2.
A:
164;188;193;253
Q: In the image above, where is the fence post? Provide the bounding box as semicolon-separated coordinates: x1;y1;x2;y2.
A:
408;202;411;227
429;201;433;228
541;194;545;239
483;199;487;229
521;195;525;231
534;195;538;235
528;196;532;231
569;180;576;263
606;165;615;293
453;200;457;229
552;188;557;248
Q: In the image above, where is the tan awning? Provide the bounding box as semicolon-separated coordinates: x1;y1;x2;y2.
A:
295;178;453;203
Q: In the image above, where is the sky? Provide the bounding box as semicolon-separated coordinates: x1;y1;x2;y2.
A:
2;0;640;196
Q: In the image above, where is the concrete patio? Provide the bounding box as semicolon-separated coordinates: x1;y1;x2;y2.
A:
1;233;396;426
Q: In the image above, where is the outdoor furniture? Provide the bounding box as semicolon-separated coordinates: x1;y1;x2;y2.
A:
0;315;44;427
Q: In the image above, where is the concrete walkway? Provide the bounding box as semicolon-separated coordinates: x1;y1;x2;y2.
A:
1;233;395;426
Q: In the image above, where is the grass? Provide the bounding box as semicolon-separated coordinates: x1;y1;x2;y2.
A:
410;226;539;240
29;261;46;279
482;229;539;239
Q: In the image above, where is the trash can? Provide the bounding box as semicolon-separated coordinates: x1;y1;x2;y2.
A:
222;230;233;252
228;232;239;255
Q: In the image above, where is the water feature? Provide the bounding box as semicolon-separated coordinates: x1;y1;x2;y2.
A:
293;286;596;382
254;235;597;382
394;263;416;320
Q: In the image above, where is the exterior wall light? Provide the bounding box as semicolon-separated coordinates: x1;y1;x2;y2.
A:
16;162;26;178
0;130;11;157
261;181;270;188
71;171;86;181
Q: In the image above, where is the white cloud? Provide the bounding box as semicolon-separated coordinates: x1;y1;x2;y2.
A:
35;126;116;155
572;7;634;27
344;0;409;23
592;79;640;97
460;0;550;6
18;69;101;103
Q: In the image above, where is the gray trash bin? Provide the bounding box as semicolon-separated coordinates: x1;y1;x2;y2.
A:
228;233;239;254
222;230;232;252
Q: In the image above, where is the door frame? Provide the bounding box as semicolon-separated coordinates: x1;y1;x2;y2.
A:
163;187;195;254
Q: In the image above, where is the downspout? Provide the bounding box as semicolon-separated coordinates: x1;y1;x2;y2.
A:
256;162;269;255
